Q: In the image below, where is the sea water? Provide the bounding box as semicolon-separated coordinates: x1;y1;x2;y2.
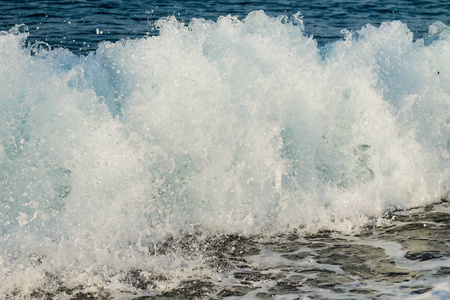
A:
0;1;449;298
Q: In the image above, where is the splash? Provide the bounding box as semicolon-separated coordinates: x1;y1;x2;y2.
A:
0;11;448;297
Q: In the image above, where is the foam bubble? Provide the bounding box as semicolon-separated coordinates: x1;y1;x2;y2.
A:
0;13;448;296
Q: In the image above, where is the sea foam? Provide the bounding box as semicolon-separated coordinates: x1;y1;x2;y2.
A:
0;11;448;296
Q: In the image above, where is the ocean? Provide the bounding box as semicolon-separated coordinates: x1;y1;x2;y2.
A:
0;0;449;299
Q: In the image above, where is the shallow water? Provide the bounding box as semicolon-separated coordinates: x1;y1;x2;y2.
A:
0;1;449;299
24;201;450;299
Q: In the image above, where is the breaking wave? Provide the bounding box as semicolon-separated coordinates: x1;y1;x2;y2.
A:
0;11;448;296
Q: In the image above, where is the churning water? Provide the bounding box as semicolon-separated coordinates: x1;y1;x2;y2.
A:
0;1;449;298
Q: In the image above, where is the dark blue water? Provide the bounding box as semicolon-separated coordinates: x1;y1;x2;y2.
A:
1;0;449;53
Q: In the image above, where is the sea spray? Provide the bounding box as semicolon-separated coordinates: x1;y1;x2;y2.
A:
0;11;448;296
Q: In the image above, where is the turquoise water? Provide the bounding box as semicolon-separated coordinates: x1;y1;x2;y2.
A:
0;1;449;298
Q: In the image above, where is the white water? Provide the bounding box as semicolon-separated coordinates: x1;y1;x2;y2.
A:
0;11;449;296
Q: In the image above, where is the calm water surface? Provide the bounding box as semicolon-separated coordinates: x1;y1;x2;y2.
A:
0;0;449;52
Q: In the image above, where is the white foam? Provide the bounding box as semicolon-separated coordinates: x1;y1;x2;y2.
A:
0;12;449;296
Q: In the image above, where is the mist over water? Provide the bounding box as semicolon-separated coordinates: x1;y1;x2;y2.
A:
0;9;449;298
